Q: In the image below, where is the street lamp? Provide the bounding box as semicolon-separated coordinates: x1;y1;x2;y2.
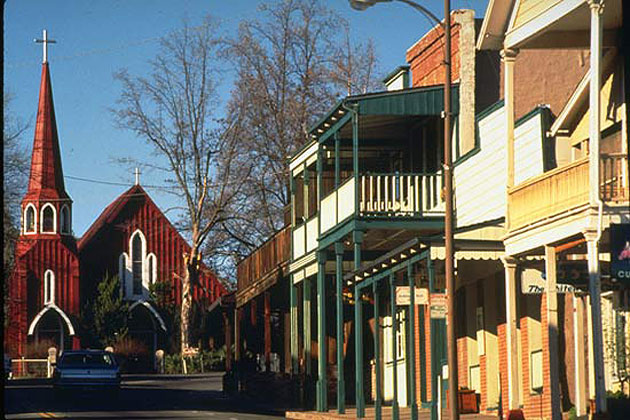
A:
349;2;458;420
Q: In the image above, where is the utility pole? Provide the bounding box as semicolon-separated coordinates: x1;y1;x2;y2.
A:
442;1;459;420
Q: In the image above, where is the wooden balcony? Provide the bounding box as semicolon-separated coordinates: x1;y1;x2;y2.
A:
236;226;291;305
508;154;629;231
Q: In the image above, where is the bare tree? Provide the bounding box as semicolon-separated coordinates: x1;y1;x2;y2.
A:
112;18;248;353
221;0;382;256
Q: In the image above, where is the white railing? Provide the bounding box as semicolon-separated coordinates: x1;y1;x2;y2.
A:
11;357;52;378
359;172;443;216
320;177;356;234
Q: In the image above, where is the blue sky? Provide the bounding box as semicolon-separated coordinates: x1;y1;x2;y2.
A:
4;0;488;237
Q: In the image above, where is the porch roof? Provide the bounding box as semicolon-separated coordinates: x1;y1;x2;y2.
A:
308;84;460;144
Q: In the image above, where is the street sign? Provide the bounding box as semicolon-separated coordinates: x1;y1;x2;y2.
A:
430;293;447;319
395;286;429;305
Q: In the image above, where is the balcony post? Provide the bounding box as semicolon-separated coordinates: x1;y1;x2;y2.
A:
335;241;346;413
264;290;272;372
335;132;340;189
544;245;562;420
316;250;328;412
589;0;603;207
408;263;418;420
390;273;400;420
304;277;312;377
354;230;364;417
290;276;299;375
373;281;382;420
352;106;360;216
500;256;522;417
501;48;518;192
584;229;607;413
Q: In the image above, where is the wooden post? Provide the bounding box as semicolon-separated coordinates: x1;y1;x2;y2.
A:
264;290;272;372
335;241;346;413
304;277;312;377
373;281;382;420
316;251;328;412
391;273;400;420
224;311;232;372
545;245;562;420
290;277;299;375
408;264;418;420
501;256;522;418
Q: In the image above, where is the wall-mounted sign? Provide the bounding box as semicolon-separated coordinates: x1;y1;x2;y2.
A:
395;286;429;305
611;224;630;285
521;268;581;294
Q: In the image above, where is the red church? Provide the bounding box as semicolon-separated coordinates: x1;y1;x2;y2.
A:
5;51;227;361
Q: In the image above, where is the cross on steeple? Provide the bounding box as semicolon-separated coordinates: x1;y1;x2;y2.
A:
34;30;56;64
134;168;141;186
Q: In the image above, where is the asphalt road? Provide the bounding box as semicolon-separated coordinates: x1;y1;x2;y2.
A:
4;372;284;420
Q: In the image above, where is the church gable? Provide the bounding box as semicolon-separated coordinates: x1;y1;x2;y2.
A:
79;185;226;308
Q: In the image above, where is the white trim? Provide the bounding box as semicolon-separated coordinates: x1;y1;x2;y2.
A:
289;141;318;172
129;300;167;332
44;270;55;305
27;304;75;336
504;0;586;50
24;203;38;234
129;229;147;299
146;253;157;284
40;203;57;234
119;253;129;298
59;204;71;235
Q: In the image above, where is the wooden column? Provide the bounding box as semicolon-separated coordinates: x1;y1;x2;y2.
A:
574;295;587;416
544;245;561;420
373;281;382;420
335;241;346;413
304;278;312;376
264;290;272;371
501;48;518;192
290;277;299;375
501;256;521;414
408;264;418;420
224;310;232;372
316;251;328;412
354;230;365;417
391;273;400;420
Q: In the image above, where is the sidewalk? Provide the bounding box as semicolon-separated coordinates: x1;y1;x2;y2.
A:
286;407;497;420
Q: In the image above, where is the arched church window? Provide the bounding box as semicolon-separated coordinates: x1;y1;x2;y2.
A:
147;253;157;284
132;234;143;295
44;270;55;304
41;204;56;233
25;205;36;233
119;253;129;297
60;205;70;234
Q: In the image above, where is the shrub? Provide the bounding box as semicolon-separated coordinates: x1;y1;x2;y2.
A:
24;339;57;358
163;346;227;374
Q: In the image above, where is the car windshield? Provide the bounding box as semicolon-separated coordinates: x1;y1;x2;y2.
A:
60;353;115;368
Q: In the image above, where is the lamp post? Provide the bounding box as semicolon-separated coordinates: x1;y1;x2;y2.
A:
348;2;457;420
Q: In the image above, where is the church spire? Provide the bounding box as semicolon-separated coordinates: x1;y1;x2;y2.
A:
24;56;69;201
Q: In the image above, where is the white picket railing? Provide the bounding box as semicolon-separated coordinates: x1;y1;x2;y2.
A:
359;172;443;216
11;357;51;378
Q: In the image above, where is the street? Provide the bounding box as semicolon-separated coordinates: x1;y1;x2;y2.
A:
4;372;283;420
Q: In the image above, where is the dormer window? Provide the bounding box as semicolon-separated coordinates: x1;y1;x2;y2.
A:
24;204;37;234
44;270;55;304
41;204;56;233
60;205;70;234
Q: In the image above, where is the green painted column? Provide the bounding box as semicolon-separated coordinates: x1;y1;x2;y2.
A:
334;132;340;188
408;264;418;420
316;251;328;412
335;242;345;413
304;277;312;377
352;107;359;216
373;281;382;420
390;273;399;420
353;230;364;417
290;277;299;375
355;283;364;418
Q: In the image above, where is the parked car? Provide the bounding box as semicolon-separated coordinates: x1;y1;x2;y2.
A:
52;350;120;393
4;355;12;380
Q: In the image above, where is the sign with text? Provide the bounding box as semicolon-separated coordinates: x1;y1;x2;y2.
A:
611;224;630;285
430;293;447;319
395;286;429;305
521;267;584;294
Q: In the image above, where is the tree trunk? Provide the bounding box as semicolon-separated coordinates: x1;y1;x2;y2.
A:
181;252;199;354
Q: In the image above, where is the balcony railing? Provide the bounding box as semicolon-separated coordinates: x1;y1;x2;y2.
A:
508;154;629;231
359;172;443;217
237;226;291;291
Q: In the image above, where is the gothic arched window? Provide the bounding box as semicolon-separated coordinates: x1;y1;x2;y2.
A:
25;205;36;233
41;204;56;233
132;234;143;295
44;270;55;304
60;205;70;234
147;253;157;285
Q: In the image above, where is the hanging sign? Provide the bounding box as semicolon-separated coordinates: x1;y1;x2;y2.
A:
611;224;630;285
521;268;580;294
430;293;447;319
396;286;429;305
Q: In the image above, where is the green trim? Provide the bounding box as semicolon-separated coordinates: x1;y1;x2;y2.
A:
515;104;546;128
350;85;459;116
318;112;353;144
308;100;344;135
476;99;504;122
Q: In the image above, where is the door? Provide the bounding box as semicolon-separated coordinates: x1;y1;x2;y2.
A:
383;310;407;406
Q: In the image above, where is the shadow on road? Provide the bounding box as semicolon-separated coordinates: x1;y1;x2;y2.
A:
5;380;284;417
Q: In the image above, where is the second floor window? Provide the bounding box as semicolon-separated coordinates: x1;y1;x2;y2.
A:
42;205;55;233
25;206;36;233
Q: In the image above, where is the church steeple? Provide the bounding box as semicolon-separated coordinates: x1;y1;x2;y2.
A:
21;31;72;237
23;62;69;201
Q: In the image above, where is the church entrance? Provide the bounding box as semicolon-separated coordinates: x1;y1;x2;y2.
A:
127;304;157;372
